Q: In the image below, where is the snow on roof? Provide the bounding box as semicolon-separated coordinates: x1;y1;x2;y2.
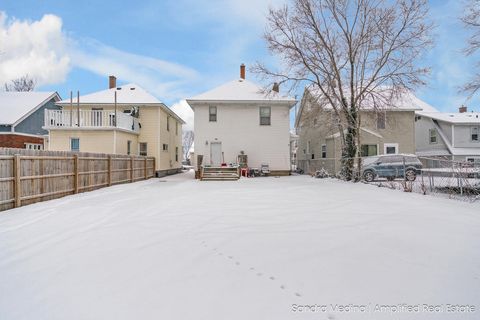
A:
57;84;162;105
187;79;296;105
307;87;430;111
0;91;58;125
418;112;480;124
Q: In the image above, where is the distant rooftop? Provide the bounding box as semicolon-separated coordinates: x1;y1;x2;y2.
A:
0;91;59;125
418;111;480;124
57;84;162;105
306;87;433;112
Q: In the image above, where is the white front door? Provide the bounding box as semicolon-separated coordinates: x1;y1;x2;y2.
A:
210;142;222;166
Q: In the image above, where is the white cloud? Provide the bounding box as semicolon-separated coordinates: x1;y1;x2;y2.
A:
68;38;199;102
170;99;194;131
0;12;70;87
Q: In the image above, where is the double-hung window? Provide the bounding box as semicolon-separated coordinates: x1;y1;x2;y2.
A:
377;112;386;129
260;107;271;125
429;128;437;144
472;127;479;142
209;106;217;122
321;144;327;158
139;142;148;156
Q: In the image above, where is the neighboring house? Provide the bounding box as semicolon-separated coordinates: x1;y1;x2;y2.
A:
44;76;185;176
295;88;430;174
415;106;480;165
0;91;61;150
186;64;297;175
290;132;298;171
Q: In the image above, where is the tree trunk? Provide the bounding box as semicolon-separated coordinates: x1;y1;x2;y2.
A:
341;104;358;181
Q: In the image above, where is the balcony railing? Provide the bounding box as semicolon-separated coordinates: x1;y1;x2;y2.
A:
44;110;140;133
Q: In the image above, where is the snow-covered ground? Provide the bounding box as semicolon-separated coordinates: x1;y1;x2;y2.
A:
1;171;479;320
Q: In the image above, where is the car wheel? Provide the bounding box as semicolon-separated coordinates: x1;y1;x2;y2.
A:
363;171;375;182
405;169;416;181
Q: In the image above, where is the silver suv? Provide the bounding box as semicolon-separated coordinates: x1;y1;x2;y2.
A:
362;154;423;182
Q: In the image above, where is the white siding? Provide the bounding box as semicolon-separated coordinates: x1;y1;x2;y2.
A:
193;103;291;170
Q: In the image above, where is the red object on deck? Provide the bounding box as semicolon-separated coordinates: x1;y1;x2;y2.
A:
240;168;248;177
221;163;227;167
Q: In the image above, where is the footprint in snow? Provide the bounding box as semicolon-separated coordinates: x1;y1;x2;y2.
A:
228;256;233;259
256;273;263;277
280;285;286;290
249;267;255;271
269;276;275;280
235;262;240;265
294;292;302;297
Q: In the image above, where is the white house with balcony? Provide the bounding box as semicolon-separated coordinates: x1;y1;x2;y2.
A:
44;77;185;176
186;65;297;175
415;106;480;166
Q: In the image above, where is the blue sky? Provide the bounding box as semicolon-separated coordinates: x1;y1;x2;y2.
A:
1;0;479;129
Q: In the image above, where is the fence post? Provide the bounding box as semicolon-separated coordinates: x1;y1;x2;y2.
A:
144;157;148;180
73;154;79;194
14;154;21;208
130;156;134;182
108;155;112;186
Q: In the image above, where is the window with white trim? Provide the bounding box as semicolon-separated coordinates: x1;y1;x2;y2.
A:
25;143;43;150
429;128;437;144
209;106;217;122
321;144;326;158
259;107;271;125
472;127;479;142
162;144;168;151
70;138;80;152
384;143;398;155
139;142;148;156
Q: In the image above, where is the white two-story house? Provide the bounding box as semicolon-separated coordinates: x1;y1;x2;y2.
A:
186;65;297;175
415;106;480;165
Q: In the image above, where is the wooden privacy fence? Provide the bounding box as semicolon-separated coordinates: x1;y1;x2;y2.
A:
0;148;155;212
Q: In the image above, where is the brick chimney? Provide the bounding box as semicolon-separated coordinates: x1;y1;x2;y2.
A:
459;105;467;113
240;64;245;80
109;75;117;89
272;82;280;93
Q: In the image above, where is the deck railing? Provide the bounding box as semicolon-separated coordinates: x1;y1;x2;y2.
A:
44;109;140;133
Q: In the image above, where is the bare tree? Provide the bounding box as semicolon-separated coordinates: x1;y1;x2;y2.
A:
254;0;433;180
182;130;194;162
4;75;36;92
461;0;480;97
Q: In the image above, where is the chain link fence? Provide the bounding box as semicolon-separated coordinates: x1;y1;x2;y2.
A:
297;156;480;201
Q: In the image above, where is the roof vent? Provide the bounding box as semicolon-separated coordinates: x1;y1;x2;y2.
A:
117;87;122;90
130;87;136;90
